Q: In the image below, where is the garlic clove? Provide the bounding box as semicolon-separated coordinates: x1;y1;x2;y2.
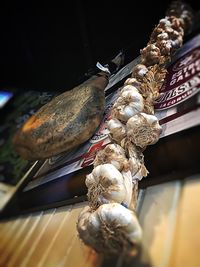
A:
111;103;143;123
120;84;140;95
141;112;158;124
88;212;101;234
113;87;144;109
131;64;148;80
86;164;129;209
85;172;96;188
107;118;126;144
77;206;97;247
88;164;125;186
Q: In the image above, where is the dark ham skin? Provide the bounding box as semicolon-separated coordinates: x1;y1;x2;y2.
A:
13;72;109;160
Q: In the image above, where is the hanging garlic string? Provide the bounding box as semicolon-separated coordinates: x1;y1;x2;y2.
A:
77;1;193;257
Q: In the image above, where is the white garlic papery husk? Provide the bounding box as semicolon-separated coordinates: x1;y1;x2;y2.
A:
130;181;139;211
156;39;172;56
77;203;142;255
97;203;142;254
121;170;133;208
107;118;126;144
131;64;148;80
119;84;140;95
140;44;161;66
77;206;99;250
85;164;131;209
122;139;149;181
111;85;144;122
111;101;144;123
126;112;162;148
119;86;144;105
94;143;129;172
124;77;141;88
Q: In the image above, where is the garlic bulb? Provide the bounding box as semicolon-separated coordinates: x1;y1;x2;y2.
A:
77;203;142;255
140;44;161;66
111;85;144;122
166;1;194;34
76;206;99;249
131;64;148;80
126;112;162;148
85;164;131;209
107;118;126;144
94;143;129;172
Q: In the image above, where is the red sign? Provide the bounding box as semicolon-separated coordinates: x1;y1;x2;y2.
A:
155;47;200;110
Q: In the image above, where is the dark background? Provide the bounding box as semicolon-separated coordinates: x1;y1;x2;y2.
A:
0;0;199;92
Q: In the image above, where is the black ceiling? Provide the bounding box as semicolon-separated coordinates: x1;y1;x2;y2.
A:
0;0;199;91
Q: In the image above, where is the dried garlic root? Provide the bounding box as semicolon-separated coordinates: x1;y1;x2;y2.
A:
77;0;193;257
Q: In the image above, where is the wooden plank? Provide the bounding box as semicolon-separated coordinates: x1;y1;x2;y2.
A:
37;202;85;267
1;212;42;267
0;216;30;260
0;214;32;266
5;210;48;267
0;217;22;255
0;218;14;234
21;206;72;267
62;230;102;267
25;206;73;267
131;180;182;267
169;175;200;267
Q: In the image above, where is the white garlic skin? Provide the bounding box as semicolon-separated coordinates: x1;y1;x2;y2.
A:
126;113;162;148
107;118;126;143
129;156;143;180
129;157;149;181
94;143;129;172
124;78;141;89
120;87;143;104
93;145;133;208
77;206;98;248
98;203;143;244
85;164;128;207
140;44;161;66
141;112;161;126
111;101;144;122
132;64;148;79
121;170;133;207
159;18;172;27
77;203;142;254
112;85;144;121
123;140;149;181
120;84;140;95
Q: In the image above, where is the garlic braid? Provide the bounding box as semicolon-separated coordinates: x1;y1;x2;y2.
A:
77;1;193;257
